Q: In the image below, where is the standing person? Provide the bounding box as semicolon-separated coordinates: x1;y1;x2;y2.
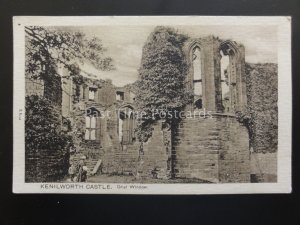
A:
78;156;87;182
81;166;88;182
68;162;76;182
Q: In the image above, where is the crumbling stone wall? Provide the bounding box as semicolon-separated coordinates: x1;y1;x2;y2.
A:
101;143;140;175
137;121;170;179
173;114;250;183
98;35;251;182
116;87;135;103
218;116;250;182
25;148;69;182
62;74;140;174
169;36;250;183
66;87;118;169
25;75;68;182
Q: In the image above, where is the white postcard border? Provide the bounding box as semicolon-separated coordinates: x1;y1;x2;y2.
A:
13;16;292;194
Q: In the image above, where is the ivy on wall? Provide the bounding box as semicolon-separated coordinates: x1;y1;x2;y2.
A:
245;63;278;153
135;26;193;142
25;95;73;182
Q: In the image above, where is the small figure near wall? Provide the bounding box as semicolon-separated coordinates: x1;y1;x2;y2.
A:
68;162;76;182
77;156;88;182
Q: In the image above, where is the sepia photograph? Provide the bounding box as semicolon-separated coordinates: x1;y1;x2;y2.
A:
13;16;291;194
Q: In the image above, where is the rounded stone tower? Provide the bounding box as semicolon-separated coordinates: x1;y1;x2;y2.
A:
172;36;250;183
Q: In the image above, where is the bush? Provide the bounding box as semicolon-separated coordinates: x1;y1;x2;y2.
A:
25;95;73;182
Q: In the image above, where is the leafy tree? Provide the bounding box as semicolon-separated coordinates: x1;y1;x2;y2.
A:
135;26;193;142
25;26;114;82
24;26;115;181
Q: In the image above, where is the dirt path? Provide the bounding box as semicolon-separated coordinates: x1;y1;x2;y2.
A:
87;174;210;183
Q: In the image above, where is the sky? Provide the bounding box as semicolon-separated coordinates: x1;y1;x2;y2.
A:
73;25;277;87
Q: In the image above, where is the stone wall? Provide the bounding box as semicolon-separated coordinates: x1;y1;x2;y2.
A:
25;148;69;182
101;143;140;175
70;102;113;171
137;122;170;179
98;114;250;183
217;115;250;182
173;114;250;183
25;101;69;182
62;75;140;175
116;87;135;103
98;83;117;105
100;110;137;174
100;121;171;179
25;73;67;182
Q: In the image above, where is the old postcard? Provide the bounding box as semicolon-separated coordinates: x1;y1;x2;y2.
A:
13;16;291;194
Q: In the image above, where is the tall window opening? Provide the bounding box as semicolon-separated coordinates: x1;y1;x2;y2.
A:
116;91;124;101
220;50;230;112
118;112;124;142
88;87;97;100
192;47;202;98
85;107;101;141
118;107;135;145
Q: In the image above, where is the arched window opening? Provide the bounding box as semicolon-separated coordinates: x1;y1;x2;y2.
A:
118;107;136;145
220;50;230;112
88;87;97;100
118;111;125;142
85;107;101;141
220;41;240;113
192;46;202;99
130;112;136;141
85;116;91;140
116;91;124;101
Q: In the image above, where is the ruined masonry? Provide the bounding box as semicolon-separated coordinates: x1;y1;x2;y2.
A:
172;37;250;182
26;35;251;183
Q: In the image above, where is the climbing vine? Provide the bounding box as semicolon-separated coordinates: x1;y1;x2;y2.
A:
25;95;74;181
245;63;278;153
135;26;193;142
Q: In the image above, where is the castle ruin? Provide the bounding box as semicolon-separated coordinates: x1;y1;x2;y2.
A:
26;35;252;183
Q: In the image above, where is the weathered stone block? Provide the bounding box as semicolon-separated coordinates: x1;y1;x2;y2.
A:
173;114;250;183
